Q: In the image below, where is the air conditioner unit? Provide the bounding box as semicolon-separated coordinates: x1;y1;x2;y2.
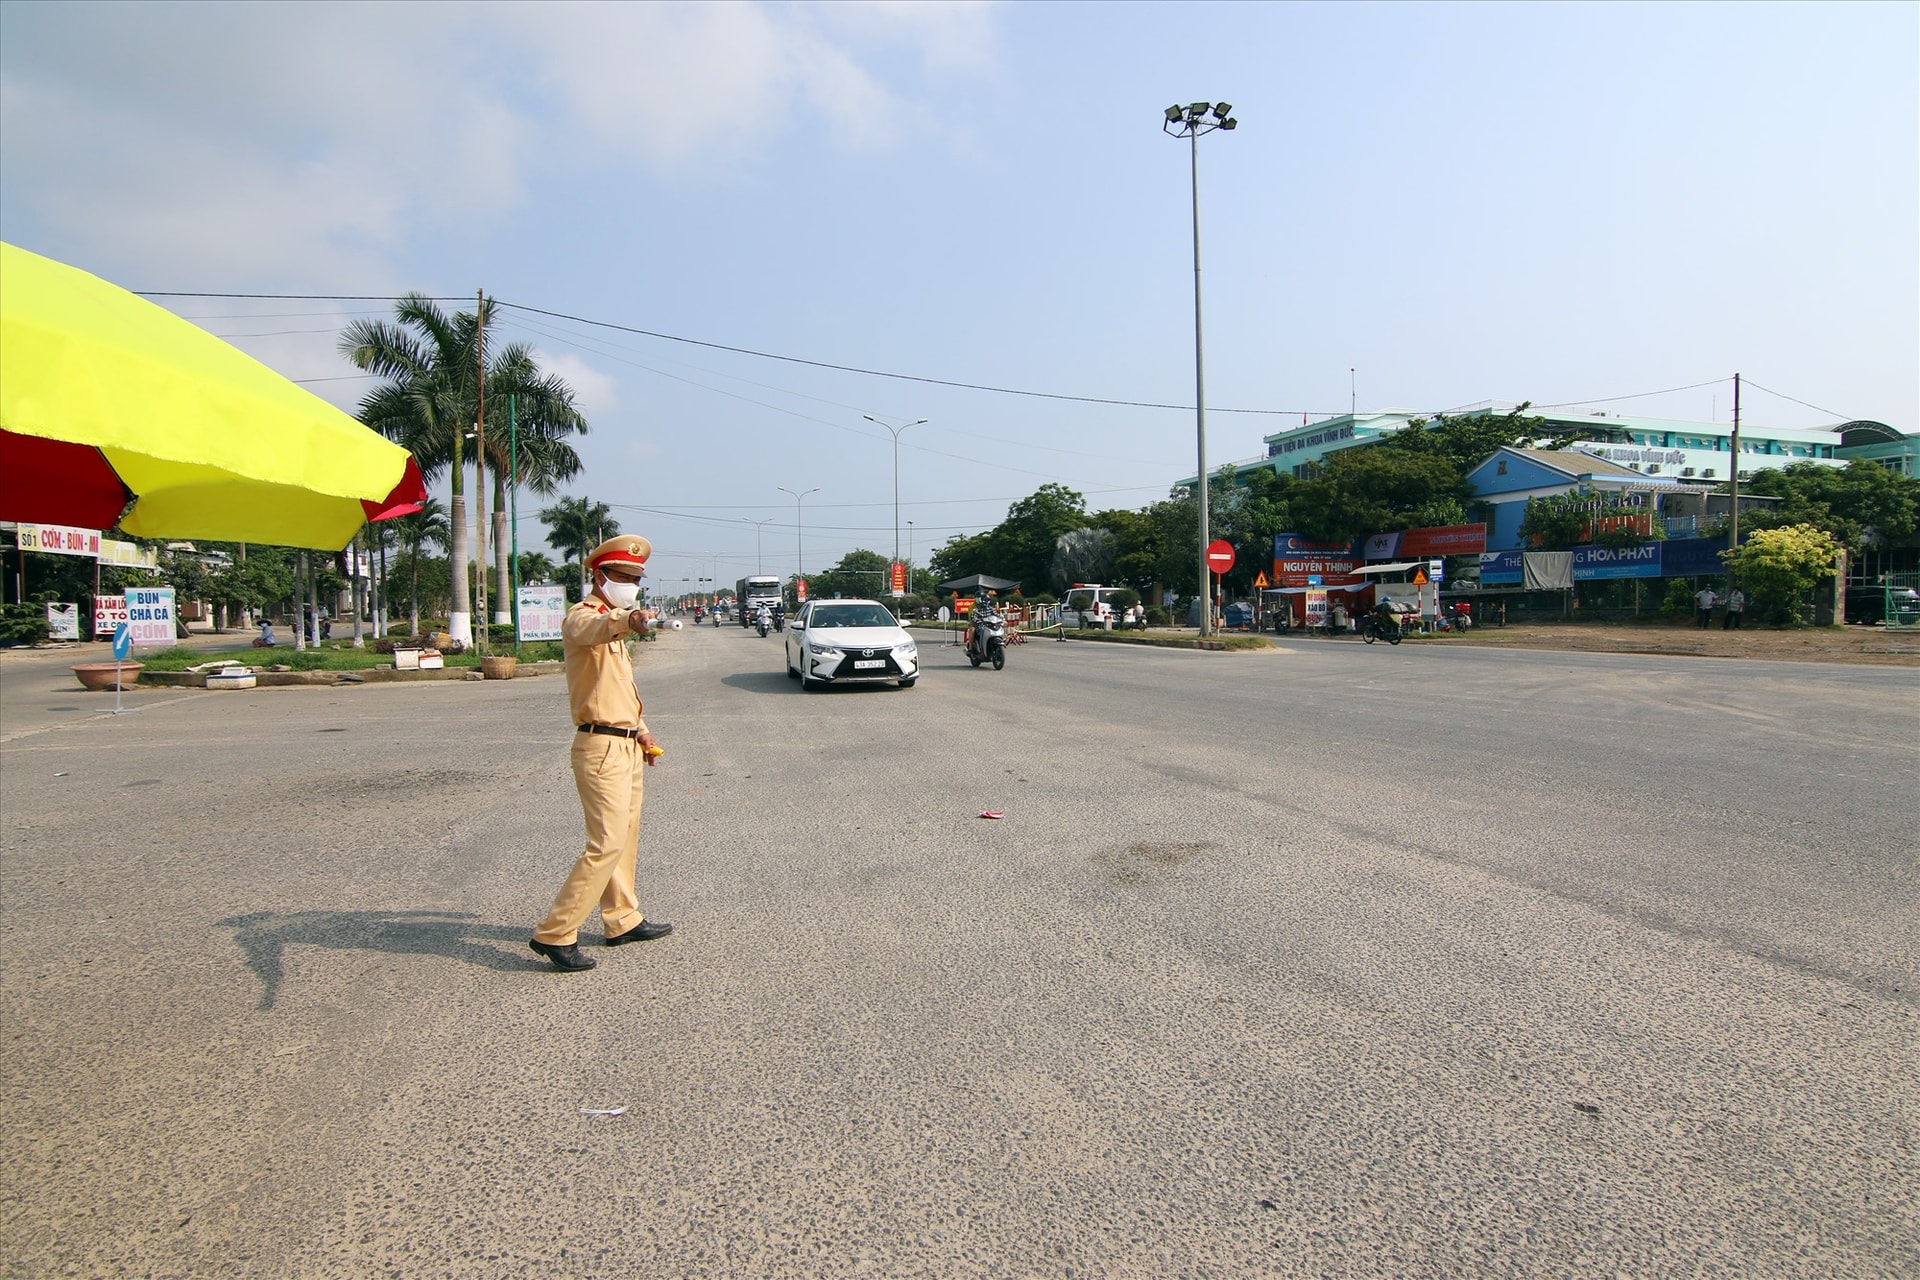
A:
1682;467;1696;477
1702;468;1716;478
1646;465;1660;474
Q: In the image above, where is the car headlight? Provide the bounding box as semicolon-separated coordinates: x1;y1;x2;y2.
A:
893;641;917;657
813;646;842;659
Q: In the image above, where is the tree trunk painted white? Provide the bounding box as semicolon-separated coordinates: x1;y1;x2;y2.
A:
447;491;472;645
352;531;366;648
492;508;513;625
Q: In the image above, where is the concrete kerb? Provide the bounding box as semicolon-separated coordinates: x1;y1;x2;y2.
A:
140;660;564;689
902;622;1259;653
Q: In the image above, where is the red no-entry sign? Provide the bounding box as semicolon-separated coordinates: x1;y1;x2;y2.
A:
1205;540;1235;574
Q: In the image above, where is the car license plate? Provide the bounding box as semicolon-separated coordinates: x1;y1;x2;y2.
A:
852;659;884;669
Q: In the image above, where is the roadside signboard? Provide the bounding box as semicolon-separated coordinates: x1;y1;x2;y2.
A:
113;622;132;661
889;562;906;596
123;587;175;647
16;523;101;557
47;603;80;640
1305;589;1329;629
797;578;808;602
98;539;158;569
516;585;566;642
93;594;129;636
1205;540;1235;574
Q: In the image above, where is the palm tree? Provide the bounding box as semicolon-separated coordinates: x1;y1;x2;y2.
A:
516;550;556;584
540;496;618;596
340;296;481;643
340;294;592;644
478;349;587;624
390;498;450;637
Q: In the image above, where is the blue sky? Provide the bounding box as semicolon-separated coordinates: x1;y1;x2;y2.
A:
3;1;1914;588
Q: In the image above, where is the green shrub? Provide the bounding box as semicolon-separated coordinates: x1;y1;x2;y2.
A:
1659;578;1695;619
0;601;53;647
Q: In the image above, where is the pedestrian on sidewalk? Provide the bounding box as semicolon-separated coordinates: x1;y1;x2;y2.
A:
1723;586;1746;630
1694;583;1719;629
529;534;674;972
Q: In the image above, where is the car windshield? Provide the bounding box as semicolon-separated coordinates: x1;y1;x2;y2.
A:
810;604;896;629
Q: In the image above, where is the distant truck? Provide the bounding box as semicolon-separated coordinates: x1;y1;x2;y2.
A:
1060;584;1125;629
736;575;782;626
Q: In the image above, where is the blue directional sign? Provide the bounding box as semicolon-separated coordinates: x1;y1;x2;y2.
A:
112;622;132;662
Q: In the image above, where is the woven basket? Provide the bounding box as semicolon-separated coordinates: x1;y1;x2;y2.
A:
481;655;518;680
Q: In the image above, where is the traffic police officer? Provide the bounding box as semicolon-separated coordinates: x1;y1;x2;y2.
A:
530;534;674;971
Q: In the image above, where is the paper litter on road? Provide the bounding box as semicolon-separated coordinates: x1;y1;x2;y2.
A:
979;811;1004;820
579;1106;629;1117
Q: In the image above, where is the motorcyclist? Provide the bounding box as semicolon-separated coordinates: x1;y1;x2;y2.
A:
755;603;772;634
1372;595;1398;637
968;597;1001;661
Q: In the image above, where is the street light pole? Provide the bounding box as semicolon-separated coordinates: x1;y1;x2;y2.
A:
1164;100;1236;637
906;520;914;596
776;485;820;588
863;414;928;578
745;517;775;575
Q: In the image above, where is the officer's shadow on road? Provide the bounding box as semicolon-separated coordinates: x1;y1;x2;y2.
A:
216;909;538;1010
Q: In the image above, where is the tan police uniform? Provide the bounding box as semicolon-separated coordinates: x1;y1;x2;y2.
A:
532;535;658;947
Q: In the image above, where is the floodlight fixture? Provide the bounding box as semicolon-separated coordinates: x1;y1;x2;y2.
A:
1165;104;1183;123
1212;102;1232;119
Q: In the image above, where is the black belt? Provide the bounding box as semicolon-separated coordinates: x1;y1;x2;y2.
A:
578;723;642;740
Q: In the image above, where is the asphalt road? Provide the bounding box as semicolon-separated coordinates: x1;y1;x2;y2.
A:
1;626;1915;1279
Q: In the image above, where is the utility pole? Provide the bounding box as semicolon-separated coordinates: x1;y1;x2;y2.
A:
473;288;489;654
1728;373;1741;552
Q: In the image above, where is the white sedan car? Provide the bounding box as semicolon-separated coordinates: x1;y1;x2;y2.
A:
785;599;918;690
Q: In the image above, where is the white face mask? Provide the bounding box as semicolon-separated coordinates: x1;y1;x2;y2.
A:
600;578;641;610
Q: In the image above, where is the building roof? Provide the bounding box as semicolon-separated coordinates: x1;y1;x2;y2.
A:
1502;447;1666;482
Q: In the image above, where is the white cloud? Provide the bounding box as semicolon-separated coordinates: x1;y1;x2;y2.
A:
0;1;1002;284
533;349;620;420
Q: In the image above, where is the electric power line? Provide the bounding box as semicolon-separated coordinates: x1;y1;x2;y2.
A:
1531;378;1728;409
1739;379;1853;423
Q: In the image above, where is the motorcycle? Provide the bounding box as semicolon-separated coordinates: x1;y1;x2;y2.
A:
1359;613;1403;645
967;609;1007;670
755;612;770;638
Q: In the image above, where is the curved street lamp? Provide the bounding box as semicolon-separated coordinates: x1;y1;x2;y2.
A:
776;485;820;585
863;413;928;587
1163;100;1237;636
744;517;776;575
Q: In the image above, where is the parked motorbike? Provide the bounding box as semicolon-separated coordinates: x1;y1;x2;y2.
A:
967;609;1007;670
1359;613;1403;645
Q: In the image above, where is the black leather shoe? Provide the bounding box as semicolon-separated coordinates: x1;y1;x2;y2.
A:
606;920;674;946
529;939;597;971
